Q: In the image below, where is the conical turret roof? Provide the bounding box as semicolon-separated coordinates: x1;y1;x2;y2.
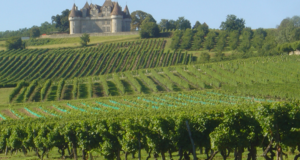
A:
83;2;90;9
123;5;131;19
123;5;129;13
111;2;123;16
69;4;79;17
103;0;114;8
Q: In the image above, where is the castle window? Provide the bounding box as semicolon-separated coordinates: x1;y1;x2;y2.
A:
107;21;110;25
102;21;105;25
107;27;110;32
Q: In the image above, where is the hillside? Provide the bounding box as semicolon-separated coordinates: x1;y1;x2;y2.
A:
0;39;194;86
4;55;299;104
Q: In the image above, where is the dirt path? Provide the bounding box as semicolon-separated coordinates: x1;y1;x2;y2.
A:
18;108;36;118
49;106;66;113
1;109;18;119
34;108;52;117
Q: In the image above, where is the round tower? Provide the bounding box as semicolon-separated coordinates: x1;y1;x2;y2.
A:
111;2;123;33
123;5;132;31
69;4;81;34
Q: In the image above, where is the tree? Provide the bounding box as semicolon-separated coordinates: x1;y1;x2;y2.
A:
252;28;267;49
215;52;225;61
196;22;209;36
175;17;191;30
199;52;210;63
5;37;24;50
228;30;240;50
131;10;151;30
30;26;40;38
168;20;177;31
39;21;55;34
276;17;300;44
51;9;70;32
238;27;253;53
215;31;228;52
191;30;205;50
193;21;201;29
140;16;159;38
142;15;156;23
180;29;193;49
170;30;183;50
220;15;245;33
204;31;217;51
80;33;90;47
159;19;169;31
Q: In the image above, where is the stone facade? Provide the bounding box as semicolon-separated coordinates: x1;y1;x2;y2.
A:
68;0;131;34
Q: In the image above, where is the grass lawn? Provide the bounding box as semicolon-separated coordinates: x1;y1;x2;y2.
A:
0;41;5;51
0;88;14;105
27;34;140;49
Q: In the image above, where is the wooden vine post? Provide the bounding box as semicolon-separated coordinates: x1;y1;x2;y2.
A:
185;120;197;160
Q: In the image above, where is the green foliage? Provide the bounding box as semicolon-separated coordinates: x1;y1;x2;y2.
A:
2;101;300;160
9;80;26;102
56;79;65;100
175;17;191;30
199;52;210;63
220;14;245;32
40;79;52;101
180;29;193;49
228;30;240;50
204;31;217;51
131;10;152;30
238;27;253;53
23;80;38;102
30;27;40;38
158;19;169;31
140;20;160;38
277;43;293;53
276;16;300;44
215;31;228;52
252;28;267;49
142;15;156;23
196;22;209;36
51;9;70;32
72;78;78;99
193;21;201;29
80;33;90;47
170;30;183;50
214;52;225;61
5;37;24;50
292;41;300;50
39;21;55;34
191;30;205;50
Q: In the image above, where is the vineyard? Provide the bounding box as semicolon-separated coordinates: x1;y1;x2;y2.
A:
0;90;300;160
7;55;300;103
0;39;192;85
1;36;300;160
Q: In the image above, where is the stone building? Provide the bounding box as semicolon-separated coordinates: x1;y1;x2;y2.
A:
68;0;131;34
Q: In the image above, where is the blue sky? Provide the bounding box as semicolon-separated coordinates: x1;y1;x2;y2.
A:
1;0;299;31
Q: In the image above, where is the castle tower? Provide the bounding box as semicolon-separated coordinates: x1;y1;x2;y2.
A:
111;2;123;33
69;4;81;34
122;5;132;31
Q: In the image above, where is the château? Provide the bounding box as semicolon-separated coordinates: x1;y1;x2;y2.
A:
68;0;131;34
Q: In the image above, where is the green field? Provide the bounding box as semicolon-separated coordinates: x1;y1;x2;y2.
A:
0;88;15;105
0;32;299;160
